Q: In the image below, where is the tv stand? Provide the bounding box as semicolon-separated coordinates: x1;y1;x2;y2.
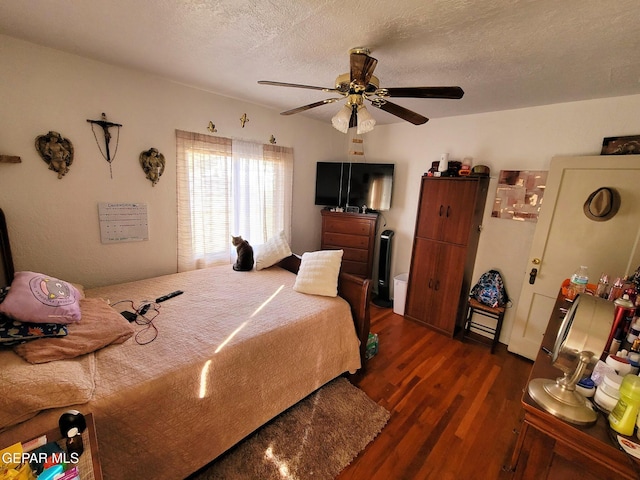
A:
321;210;378;279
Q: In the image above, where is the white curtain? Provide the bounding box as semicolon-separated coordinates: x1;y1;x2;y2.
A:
176;130;293;272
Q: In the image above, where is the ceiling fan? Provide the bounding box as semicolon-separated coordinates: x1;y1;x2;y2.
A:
258;47;464;134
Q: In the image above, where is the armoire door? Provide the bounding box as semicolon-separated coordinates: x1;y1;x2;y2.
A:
508;155;640;360
405;238;466;335
416;178;479;245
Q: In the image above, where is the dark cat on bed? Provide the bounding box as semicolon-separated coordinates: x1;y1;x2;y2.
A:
231;235;254;271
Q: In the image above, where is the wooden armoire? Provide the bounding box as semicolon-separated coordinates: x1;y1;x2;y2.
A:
404;175;489;336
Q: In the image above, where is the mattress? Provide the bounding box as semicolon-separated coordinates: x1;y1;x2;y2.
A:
0;264;361;479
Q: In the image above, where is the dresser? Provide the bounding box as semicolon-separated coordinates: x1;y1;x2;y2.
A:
321;210;378;279
404;176;489;336
509;290;640;479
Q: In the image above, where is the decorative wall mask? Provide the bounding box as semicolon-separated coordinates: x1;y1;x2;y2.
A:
139;148;166;186
35;131;74;179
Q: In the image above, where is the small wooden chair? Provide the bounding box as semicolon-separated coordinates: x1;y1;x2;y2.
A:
463;298;506;353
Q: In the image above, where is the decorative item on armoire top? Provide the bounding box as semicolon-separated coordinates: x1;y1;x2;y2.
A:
428;159;462;177
459;157;472;176
240;113;249;128
207;121;217;133
491;170;547;222
469;164;490;177
35;131;74;179
86;113;123;179
601;135;640;155
139;148;166;186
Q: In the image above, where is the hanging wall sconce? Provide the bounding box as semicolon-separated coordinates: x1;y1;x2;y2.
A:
35;131;74;179
269;135;276;144
240;113;249;128
207;121;217;133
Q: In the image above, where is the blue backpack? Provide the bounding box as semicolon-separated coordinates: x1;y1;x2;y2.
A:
470;270;509;308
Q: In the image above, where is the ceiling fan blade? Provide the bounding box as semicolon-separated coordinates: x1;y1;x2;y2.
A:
280;97;344;116
258;80;338;93
369;100;429;125
350;52;378;88
381;86;464;99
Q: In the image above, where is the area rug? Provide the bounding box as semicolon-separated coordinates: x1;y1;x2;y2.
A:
188;377;390;480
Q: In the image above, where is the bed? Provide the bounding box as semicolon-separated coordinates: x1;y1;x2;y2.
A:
0;208;371;480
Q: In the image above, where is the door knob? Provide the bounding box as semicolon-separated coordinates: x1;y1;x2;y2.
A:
529;268;538;284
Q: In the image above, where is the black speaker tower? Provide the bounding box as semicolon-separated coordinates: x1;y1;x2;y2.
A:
373;230;394;307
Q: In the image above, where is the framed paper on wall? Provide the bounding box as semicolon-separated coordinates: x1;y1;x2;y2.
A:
491;170;548;222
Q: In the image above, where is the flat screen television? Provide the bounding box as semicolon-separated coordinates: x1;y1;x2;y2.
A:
315;162;395;211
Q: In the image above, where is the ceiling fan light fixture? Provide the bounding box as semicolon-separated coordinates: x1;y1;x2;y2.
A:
356;105;376;134
262;47;462;129
331;105;352;133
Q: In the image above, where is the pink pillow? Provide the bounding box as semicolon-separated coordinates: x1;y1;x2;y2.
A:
0;271;82;324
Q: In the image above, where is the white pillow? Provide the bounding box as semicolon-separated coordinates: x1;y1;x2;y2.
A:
293;250;343;297
254;231;292;270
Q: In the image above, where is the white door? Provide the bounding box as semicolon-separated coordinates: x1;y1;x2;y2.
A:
508;155;640;360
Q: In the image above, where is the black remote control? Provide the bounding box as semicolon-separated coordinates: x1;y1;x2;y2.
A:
155;290;184;303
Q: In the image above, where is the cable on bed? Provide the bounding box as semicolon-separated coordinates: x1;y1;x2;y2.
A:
111;299;161;345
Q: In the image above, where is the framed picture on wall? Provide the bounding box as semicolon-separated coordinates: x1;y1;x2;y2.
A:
601;135;640;155
491;170;548;222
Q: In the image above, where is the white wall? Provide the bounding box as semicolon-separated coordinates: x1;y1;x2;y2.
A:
3;34;640;346
364;95;640;342
0;35;343;288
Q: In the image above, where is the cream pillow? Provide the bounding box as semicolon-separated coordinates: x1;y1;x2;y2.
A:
254;231;292;270
293;250;343;297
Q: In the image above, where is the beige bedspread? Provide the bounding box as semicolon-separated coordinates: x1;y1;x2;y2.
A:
0;265;361;479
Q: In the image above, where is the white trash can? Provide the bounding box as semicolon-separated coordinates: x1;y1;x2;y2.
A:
393;273;408;315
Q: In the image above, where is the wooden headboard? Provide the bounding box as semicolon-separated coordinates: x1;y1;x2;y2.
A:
277;254;372;372
0;208;14;287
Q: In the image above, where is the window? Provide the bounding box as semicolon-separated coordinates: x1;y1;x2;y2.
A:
176;130;293;271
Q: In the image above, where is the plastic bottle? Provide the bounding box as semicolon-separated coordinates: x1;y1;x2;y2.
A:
610;374;640;436
596;272;610;298
608;277;625;301
567;266;589;300
627;318;640;348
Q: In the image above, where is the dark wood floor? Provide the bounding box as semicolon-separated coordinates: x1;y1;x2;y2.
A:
337;304;534;480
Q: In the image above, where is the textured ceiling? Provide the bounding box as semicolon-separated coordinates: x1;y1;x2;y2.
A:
1;0;640;126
